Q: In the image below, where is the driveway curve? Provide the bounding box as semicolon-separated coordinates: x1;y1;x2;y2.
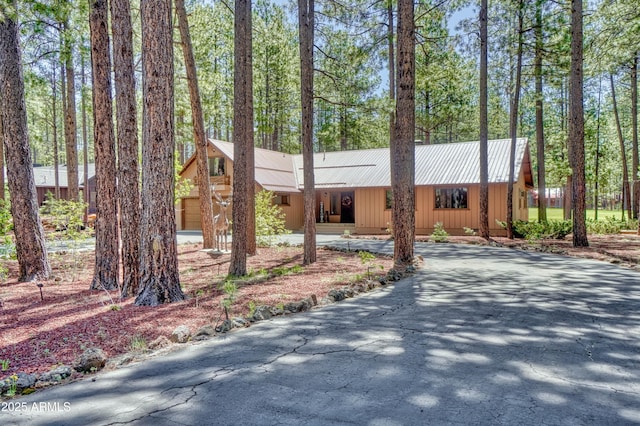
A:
5;241;640;425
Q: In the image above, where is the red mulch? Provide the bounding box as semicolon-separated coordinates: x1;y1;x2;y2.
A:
0;244;393;380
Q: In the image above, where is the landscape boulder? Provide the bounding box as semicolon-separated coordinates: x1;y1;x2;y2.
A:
148;335;172;350
38;366;72;385
193;325;216;341
252;305;272;321
74;348;106;373
170;325;191;343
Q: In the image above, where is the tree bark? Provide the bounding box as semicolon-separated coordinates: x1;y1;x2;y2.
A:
299;0;316;265
243;1;256;257
534;0;547;223
507;2;523;240
569;0;588;247
229;0;254;276
81;52;89;223
610;73;632;219
631;56;639;228
479;0;489;239
388;0;395;144
136;0;184;305
89;0;120;290
0;6;51;281
110;0;141;297
391;0;415;265
63;21;79;201
0;102;4;201
175;0;216;250
52;62;60;199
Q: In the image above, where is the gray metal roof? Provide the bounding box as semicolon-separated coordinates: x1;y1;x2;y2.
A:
212;140;300;193
208;138;532;193
32;164;96;188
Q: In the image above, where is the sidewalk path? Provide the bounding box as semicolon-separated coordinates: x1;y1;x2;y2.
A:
5;241;640;425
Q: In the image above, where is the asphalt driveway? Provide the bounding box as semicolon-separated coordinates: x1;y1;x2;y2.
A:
4;241;640;425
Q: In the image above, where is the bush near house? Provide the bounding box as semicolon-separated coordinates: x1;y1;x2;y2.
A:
255;190;290;246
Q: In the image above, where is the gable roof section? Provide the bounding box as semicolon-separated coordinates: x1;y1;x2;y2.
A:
184;138;533;193
210;139;300;193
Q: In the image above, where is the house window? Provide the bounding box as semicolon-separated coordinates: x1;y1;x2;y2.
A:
385;189;393;210
330;193;339;215
385;189;416;210
274;194;290;206
435;188;468;209
208;157;225;177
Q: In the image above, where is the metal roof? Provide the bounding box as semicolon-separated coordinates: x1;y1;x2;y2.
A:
207;138;532;193
32;164;96;188
211;140;300;193
292;138;531;189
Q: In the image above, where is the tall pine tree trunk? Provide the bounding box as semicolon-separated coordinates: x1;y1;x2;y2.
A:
229;0;254;275
631;56;639;228
175;0;215;250
0;111;4;200
299;0;316;265
507;2;523;240
110;0;141;297
81;50;89;223
535;0;547;223
63;21;79;201
52;63;60;199
479;0;489;239
89;0;119;290
569;0;588;247
136;0;184;305
391;0;415;265
0;6;51;281
388;0;395;133
610;73;632;219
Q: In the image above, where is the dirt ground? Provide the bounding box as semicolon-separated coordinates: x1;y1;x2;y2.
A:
1;233;638;384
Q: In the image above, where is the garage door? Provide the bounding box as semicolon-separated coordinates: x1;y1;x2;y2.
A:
183;198;202;230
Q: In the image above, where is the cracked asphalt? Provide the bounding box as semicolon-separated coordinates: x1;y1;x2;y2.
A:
4;240;640;425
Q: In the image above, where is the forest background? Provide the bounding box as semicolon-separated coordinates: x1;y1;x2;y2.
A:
9;0;640;212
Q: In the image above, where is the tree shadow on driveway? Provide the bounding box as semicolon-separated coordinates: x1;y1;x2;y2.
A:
7;243;640;425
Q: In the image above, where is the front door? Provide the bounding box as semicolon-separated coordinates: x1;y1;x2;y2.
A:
340;192;354;223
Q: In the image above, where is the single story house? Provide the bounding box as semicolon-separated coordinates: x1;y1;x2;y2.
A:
177;138;533;236
32;164;97;213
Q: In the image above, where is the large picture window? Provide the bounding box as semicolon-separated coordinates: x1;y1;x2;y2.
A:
435;188;468;209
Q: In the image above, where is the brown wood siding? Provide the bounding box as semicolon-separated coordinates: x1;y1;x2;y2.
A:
280;193;304;230
353;188;392;233
354;182;529;236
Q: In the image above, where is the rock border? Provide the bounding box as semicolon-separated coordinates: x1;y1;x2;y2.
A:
1;250;422;399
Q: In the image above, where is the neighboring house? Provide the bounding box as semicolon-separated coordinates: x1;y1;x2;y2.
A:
32;164;97;213
177;138;533;236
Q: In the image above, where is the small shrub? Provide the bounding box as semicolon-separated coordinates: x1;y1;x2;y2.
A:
5;374;18;397
463;227;476;236
431;222;449;243
248;300;257;316
1;359;9;371
502;219;573;240
0;200;15;261
586;217;627;235
255;190;290;247
358;250;376;265
130;334;147;351
40;193;88;238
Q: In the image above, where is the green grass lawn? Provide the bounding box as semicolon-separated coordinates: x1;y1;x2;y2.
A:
528;207;625;221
